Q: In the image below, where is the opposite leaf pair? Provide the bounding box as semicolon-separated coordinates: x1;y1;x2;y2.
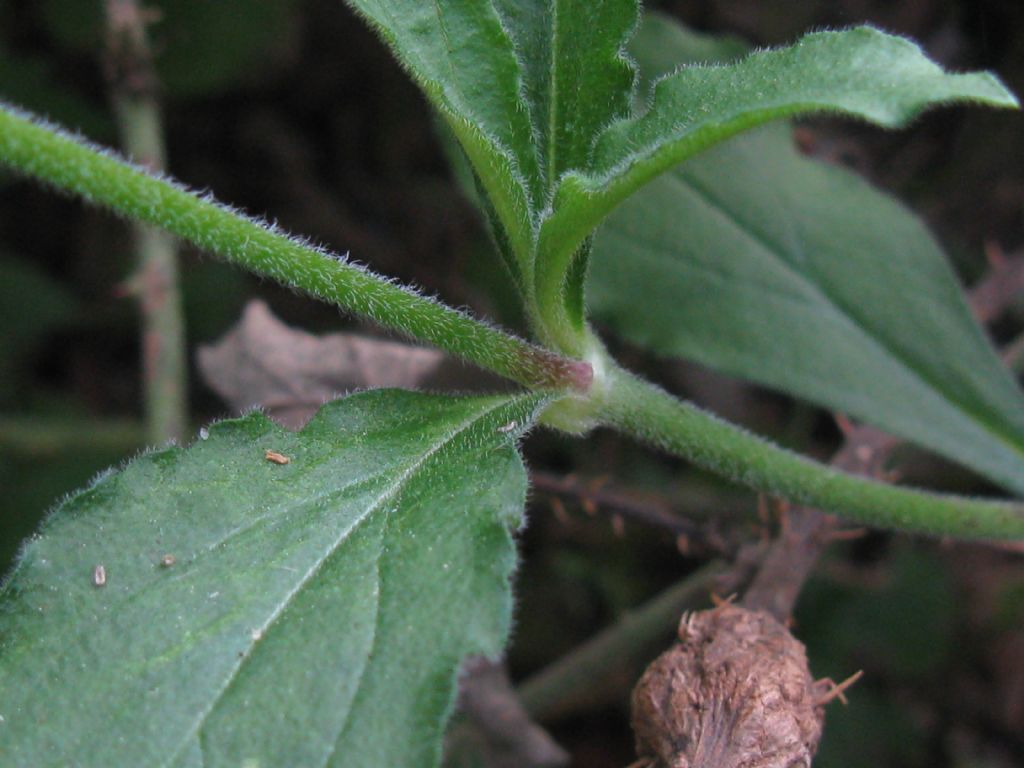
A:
0;4;1022;766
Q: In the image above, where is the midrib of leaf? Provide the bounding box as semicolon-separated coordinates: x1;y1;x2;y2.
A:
196;473;388;558
167;396;519;768
200;512;383;767
667;169;1024;461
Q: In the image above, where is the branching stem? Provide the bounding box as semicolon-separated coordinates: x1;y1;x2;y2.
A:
5;103;1024;542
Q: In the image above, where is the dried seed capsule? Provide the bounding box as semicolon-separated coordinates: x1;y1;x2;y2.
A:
631;604;824;768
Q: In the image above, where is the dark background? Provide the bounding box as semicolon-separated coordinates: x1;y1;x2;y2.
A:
1;1;1022;765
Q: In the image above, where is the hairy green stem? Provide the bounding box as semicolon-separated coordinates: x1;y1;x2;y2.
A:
518;563;728;721
105;0;188;444
0;105;591;393
601;367;1024;540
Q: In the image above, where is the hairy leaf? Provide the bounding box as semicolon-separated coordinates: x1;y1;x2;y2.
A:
491;0;637;193
489;0;638;336
0;390;545;766
538;23;1018;330
345;0;640;313
589;15;1024;495
342;0;541;269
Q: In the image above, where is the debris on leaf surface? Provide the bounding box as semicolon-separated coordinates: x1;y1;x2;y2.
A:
631;603;824;768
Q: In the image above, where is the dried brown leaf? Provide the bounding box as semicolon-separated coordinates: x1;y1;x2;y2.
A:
198;300;503;428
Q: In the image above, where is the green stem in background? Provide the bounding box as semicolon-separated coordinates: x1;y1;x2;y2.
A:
0;105;592;394
105;0;187;444
601;366;1024;540
518;563;728;722
0;415;145;457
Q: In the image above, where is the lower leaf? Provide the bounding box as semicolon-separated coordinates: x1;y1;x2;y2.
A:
0;389;545;767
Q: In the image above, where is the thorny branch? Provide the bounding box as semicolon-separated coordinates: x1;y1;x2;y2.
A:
530;470;750;557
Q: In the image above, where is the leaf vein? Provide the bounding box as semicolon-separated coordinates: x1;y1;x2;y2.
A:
163;396;522;767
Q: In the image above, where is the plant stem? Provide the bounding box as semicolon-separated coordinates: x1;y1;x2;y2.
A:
0;415;145;456
105;0;187;444
518;562;732;722
0;105;591;394
601;367;1024;540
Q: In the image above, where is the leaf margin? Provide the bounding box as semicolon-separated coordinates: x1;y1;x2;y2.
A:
0;388;551;767
534;24;1019;344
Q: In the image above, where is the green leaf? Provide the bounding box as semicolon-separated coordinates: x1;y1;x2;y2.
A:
490;0;638;338
343;0;542;270
623;12;747;79
0;389;546;766
537;23;1018;337
589;17;1024;495
497;0;638;335
491;0;637;193
345;0;639;313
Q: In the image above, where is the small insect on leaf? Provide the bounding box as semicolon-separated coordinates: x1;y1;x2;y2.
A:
264;449;290;465
92;564;107;587
496;421;518;434
160;554;176;568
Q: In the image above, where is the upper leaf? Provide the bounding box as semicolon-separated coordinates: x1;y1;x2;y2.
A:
490;0;638;343
536;23;1019;339
588;15;1024;496
343;0;542;269
345;0;640;302
491;0;637;194
0;389;545;767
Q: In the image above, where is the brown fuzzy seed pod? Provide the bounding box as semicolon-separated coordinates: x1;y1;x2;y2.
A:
631;604;824;768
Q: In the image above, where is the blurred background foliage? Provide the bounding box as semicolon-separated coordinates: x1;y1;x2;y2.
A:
0;1;1022;766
